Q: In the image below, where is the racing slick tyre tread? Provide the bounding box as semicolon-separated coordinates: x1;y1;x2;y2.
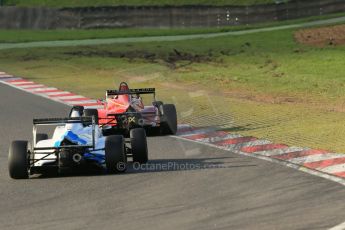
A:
130;128;148;164
69;106;84;117
83;109;99;124
105;135;127;173
160;104;178;135
8;141;29;179
36;133;48;144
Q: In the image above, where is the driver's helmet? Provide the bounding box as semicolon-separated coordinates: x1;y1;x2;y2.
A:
67;110;83;130
119;82;129;92
70;110;81;118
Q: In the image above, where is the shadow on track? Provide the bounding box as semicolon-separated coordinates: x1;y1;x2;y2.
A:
31;157;257;180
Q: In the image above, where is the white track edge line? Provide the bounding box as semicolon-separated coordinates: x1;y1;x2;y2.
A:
329;220;345;230
329;222;345;230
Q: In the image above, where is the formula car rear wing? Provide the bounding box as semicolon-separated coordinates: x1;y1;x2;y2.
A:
106;88;156;97
32;116;96;150
33;117;93;125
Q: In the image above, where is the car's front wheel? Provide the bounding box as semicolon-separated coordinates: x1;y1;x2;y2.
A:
160;104;177;135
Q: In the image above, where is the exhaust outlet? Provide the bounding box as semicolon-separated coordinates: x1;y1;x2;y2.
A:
72;153;82;163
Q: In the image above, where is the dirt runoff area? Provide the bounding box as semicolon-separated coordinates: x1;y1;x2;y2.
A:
294;24;345;47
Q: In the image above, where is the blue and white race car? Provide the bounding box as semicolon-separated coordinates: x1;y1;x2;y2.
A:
8;107;148;179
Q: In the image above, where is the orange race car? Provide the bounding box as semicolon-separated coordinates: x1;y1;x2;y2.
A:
82;82;177;137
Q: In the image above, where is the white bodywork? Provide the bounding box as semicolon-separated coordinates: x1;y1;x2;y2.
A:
34;111;106;167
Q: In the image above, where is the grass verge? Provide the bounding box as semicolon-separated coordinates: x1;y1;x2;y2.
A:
0;25;345;152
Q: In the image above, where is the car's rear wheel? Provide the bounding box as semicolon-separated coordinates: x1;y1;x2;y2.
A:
105;135;127;173
160;104;177;135
83;109;99;124
145;127;161;136
130;128;148;164
36;133;48;144
8;141;29;179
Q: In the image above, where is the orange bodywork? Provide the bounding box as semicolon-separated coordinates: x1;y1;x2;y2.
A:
98;94;130;126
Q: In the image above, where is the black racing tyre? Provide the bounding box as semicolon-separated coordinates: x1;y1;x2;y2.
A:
83;109;99;124
145;127;161;137
36;133;48;144
69;105;84;117
160;104;177;135
130;128;148;164
105;135;127;173
8;141;29;179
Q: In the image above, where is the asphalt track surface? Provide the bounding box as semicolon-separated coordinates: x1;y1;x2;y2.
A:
0;16;345;50
1;83;345;230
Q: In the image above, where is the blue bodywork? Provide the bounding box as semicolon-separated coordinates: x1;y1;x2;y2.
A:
54;130;105;165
